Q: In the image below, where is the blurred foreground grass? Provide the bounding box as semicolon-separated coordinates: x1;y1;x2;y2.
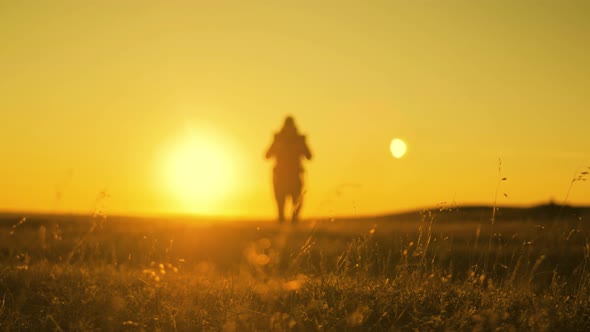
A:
1;206;590;331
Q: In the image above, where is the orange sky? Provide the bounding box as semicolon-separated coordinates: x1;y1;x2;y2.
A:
1;1;589;218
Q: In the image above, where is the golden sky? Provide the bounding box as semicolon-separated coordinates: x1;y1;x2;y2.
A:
1;1;589;218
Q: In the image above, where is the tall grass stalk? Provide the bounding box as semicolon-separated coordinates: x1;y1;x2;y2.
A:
485;158;507;271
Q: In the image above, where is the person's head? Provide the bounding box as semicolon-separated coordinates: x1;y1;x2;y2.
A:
281;116;298;135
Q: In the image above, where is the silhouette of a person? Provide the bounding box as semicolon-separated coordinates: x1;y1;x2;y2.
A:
265;116;312;223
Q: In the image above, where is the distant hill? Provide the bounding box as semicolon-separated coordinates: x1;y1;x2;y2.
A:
341;203;590;224
1;203;589;226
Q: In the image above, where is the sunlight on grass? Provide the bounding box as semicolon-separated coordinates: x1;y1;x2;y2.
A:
1;204;590;330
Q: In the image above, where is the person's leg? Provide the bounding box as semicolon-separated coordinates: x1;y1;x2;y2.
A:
276;194;286;223
274;175;286;223
291;177;303;224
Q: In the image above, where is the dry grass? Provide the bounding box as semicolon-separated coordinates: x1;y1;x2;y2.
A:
1;207;590;331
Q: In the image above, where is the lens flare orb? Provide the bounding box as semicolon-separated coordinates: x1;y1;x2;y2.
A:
390;138;407;159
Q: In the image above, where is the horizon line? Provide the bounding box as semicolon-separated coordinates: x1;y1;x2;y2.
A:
1;201;588;221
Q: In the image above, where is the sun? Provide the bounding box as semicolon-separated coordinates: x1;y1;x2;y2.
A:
390;138;407;159
162;130;235;214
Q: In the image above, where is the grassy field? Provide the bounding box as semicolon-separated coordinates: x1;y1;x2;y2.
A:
1;205;590;331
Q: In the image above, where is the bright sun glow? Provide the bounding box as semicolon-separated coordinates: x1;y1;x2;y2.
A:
390;138;407;159
163;130;235;214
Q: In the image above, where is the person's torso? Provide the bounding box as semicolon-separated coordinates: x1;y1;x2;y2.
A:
273;134;306;174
